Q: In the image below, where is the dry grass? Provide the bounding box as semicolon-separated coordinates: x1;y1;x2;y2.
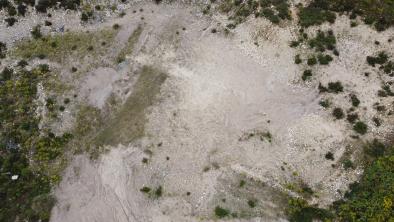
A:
11;28;117;63
93;65;167;147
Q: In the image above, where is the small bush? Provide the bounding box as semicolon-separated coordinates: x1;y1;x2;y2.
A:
317;54;333;65
347;113;358;123
0;41;6;58
307;56;317;66
295;54;302;64
302;70;312;81
5;17;17;26
31;25;42;39
215;206;230;218
350;94;360;107
366;52;388;67
140;186;151;193
353;121;367;135
343;159;353;169
332;107;344;119
319;99;330;108
325;152;334;160
327;81;343;93
247;199;256;208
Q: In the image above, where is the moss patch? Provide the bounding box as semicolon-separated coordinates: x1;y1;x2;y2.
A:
116;26;143;63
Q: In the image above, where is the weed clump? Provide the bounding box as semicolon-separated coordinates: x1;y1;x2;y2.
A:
302;70;312;81
332;107;344;119
215;206;230;218
353;121;367;135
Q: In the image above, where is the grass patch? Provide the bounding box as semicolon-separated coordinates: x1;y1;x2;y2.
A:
116;26;143;63
11;28;117;63
94;66;167;147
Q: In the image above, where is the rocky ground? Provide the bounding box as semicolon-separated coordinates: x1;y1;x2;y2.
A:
1;0;393;221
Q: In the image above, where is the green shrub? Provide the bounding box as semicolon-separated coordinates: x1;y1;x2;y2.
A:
332;107;344;119
342;159;353;169
307;56;317;66
325;152;335;160
247;199;257;208
140;186;151;193
298;6;336;27
302;70;312;81
287;198;333;222
295;54;302;64
346;113;358;123
308;31;336;52
333;154;394;221
317;54;333;65
319;99;330;108
0;41;6;58
215;206;230;218
31;25;42;39
366;52;388;67
327;81;343;93
350;94;360;107
353;121;367;135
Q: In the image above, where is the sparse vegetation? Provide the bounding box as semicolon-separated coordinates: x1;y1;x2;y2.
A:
13;28;117;63
302;70;312;81
214;206;230;218
332;107;344;119
353;121;367;135
0;64;71;221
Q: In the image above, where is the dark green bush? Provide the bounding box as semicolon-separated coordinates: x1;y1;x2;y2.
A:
332;107;344;119
307;56;317;66
347;113;358;123
317;54;333;65
366;52;388;67
302;70;312;81
0;41;6;58
31;25;42;39
327;81;343;93
350;94;360;107
353;121;367;135
298;6;336;27
295;54;302;64
5;17;17;26
215;206;230;218
325;151;335;160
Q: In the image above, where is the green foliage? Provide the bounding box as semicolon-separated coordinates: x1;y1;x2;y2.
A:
353;121;367;135
247;199;257;208
13;28;117;63
295;54;302;64
319;99;330;108
219;0;291;26
325;151;335;160
367;52;389;67
332;107;344;119
308;30;336;52
0;41;6;58
298;5;336;27
215;206;230;218
0;65;70;221
317;54;333;65
298;0;394;30
333;154;394;221
140;186;151;193
327;81;343;93
350;94;360;107
31;25;42;39
347;113;358;124
287;198;333;222
302;69;312;81
307;56;317;66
